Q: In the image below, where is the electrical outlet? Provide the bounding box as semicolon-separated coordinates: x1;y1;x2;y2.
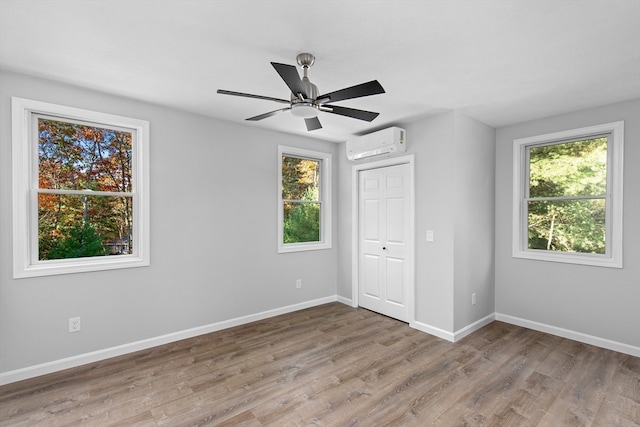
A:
296;279;302;289
471;293;477;306
69;317;81;333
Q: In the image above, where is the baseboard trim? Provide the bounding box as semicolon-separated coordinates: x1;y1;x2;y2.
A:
0;296;337;386
5;302;638;386
495;312;640;357
410;320;455;341
336;295;352;306
453;313;496;342
411;313;496;343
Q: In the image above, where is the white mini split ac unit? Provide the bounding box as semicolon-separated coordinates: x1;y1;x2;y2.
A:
346;127;406;161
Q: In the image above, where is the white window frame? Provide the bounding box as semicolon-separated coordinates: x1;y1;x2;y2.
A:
12;97;150;278
278;145;332;253
512;121;624;268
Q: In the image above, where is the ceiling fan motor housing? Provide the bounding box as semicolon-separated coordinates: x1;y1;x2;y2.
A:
291;77;318;102
290;78;320;118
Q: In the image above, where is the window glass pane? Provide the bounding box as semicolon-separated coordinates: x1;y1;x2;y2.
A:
283;201;320;243
38;194;133;260
527;199;605;254
529;137;607;198
282;156;320;201
38;118;133;192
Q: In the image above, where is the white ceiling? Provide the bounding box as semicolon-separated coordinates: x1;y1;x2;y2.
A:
1;0;639;142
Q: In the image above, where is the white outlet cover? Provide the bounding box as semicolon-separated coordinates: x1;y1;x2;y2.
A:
69;317;81;332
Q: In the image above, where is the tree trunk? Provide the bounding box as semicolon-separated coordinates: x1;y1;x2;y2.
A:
547;212;556;250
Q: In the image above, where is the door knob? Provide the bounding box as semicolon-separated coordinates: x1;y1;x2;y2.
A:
382;246;387;250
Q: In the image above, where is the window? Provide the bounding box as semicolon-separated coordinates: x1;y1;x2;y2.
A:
512;121;623;268
278;145;331;253
12;97;150;278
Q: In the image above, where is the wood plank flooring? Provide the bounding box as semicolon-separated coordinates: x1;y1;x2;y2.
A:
1;303;638;426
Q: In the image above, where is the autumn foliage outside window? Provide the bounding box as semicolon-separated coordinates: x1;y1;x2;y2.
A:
37;117;134;260
12;97;149;278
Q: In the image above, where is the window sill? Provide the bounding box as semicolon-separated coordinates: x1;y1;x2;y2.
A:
14;255;150;279
512;249;622;269
278;242;331;254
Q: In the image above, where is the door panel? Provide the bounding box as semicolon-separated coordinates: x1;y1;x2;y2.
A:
363;199;380;241
386;197;404;243
363;254;380;298
358;163;410;322
364;176;380;191
385;257;405;304
386;174;404;190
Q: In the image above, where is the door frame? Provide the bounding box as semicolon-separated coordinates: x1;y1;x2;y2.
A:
351;154;415;324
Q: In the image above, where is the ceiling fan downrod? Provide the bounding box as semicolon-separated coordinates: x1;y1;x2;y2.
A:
291;53;320;118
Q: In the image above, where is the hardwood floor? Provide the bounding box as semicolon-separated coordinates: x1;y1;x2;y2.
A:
1;303;638;426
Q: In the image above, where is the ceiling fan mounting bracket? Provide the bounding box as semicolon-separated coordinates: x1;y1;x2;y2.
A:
296;53;315;69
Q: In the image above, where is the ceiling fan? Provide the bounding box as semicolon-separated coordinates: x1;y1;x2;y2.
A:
217;53;385;131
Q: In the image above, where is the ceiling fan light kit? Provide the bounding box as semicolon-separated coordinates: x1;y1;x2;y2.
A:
291;102;319;118
217;53;385;131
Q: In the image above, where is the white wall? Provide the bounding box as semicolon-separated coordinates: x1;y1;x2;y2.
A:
495;98;640;349
410;113;457;332
337;111;496;336
5;69;635;383
453;113;496;331
0;71;339;378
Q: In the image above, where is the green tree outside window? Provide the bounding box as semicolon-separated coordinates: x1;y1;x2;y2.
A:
527;137;608;254
282;156;321;244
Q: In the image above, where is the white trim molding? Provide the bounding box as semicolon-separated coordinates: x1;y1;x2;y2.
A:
512;121;624;268
336;295;353;306
277;145;332;253
496;312;640;357
12;97;150;278
4;303;638;386
412;312;639;357
411;313;496;343
410;320;455;342
452;314;496;342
